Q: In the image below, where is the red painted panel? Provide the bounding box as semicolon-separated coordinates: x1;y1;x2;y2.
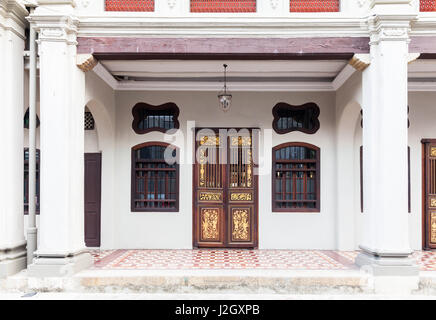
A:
290;0;339;12
105;0;154;12
421;0;436;11
191;0;256;13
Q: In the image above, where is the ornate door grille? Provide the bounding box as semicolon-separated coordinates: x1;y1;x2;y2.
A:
194;128;258;248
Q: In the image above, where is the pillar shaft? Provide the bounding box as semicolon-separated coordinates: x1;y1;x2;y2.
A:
356;11;419;275
27;11;92;277
0;0;27;278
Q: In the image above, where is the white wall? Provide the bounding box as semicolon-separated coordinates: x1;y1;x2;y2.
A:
408;92;436;250
113;90;337;249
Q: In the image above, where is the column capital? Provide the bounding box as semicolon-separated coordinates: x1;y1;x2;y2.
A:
0;0;28;39
28;13;79;45
367;14;417;45
367;0;418;45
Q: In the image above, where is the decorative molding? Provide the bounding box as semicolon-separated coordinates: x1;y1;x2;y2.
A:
349;53;371;71
76;54;98;72
407;52;420;64
270;0;279;9
231;209;250;241
201;208;220;241
29;14;79;45
81;0;90;8
167;0;176;9
0;0;28;38
230;193;253;201
37;0;76;7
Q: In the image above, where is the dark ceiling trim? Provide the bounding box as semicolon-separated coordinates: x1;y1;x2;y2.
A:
410;37;436;55
77;37;370;59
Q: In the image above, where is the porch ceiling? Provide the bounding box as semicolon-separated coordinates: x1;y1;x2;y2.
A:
92;58;436;92
95;59;354;92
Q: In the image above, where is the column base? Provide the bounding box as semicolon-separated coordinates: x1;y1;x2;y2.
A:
355;247;419;276
0;242;27;278
27;251;93;277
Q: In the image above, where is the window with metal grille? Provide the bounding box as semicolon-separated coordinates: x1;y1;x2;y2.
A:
272;102;320;135
421;0;436;11
190;0;256;12
290;0;339;12
24;148;40;215
84;111;95;130
272;142;320;212
24;108;40;129
132;102;180;134
105;0;154;11
131;142;179;212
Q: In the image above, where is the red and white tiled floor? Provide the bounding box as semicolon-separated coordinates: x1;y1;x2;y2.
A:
90;249;436;271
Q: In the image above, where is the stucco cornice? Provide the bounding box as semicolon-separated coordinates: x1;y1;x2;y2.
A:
76;16;370;38
37;0;75;6
0;1;29;36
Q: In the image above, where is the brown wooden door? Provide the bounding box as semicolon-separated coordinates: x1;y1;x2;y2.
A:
84;153;102;247
193;128;258;248
423;140;436;250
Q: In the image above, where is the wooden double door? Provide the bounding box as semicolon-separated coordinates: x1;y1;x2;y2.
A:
422;140;436;250
193;128;258;248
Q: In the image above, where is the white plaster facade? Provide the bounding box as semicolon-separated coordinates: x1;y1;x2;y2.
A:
1;0;436;277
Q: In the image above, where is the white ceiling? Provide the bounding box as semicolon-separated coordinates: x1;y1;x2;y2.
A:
100;59;349;79
92;59;436;92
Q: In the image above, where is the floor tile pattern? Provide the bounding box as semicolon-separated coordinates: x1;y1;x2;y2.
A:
91;249;436;271
91;250;355;270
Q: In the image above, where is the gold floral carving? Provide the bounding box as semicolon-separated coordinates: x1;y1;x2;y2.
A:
199;192;222;202
247;149;252;187
76;54;98;72
232;209;250;241
231;193;252;201
431;198;436;208
201;209;219;241
199;148;206;187
200;136;220;146
431;212;436;244
431;147;436;157
231;136;252;146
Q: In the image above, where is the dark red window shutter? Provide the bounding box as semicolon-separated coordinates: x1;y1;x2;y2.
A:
190;0;256;13
290;0;339;12
421;0;436;11
105;0;155;12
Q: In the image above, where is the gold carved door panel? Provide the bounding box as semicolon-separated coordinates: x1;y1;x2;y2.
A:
423;140;436;250
194;129;258;248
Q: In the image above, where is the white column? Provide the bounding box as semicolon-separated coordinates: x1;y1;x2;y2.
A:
27;6;92;277
0;0;28;278
356;1;418;276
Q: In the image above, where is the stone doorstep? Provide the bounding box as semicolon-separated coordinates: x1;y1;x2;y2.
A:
1;269;371;294
2;269;436;295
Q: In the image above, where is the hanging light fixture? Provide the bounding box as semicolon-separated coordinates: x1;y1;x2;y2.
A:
218;64;232;112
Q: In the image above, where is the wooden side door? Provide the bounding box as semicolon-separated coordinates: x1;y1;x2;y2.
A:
422;140;436;250
84;153;102;247
193;128;258;248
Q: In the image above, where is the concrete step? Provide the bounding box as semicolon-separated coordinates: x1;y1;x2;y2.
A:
2;269;436;296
